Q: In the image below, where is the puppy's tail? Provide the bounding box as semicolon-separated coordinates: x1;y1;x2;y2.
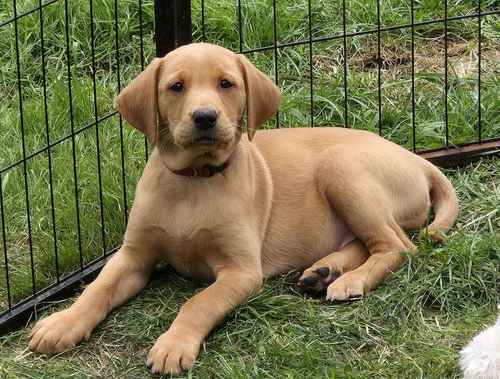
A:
426;165;459;243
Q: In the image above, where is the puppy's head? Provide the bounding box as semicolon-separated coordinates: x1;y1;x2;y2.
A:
115;43;281;169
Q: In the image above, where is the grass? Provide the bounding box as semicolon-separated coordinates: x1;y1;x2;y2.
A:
0;158;499;378
0;0;499;377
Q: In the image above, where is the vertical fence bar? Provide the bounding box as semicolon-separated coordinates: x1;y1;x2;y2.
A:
154;0;192;58
89;0;107;256
152;0;192;160
0;174;12;309
154;0;169;56
272;0;279;127
341;0;348;127
307;0;314;127
376;0;382;136
410;0;417;152
237;0;243;53
444;0;449;147
13;0;36;293
38;0;59;281
477;0;482;142
201;0;206;40
138;0;149;161
138;0;145;71
114;0;128;226
64;0;84;270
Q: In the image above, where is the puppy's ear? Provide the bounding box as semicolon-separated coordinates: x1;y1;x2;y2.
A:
238;54;281;141
115;58;162;144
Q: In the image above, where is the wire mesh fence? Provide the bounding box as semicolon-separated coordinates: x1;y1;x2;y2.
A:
0;0;155;332
0;0;499;332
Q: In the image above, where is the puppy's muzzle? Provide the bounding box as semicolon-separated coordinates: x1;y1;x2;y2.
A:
193;107;218;130
192;107;219;145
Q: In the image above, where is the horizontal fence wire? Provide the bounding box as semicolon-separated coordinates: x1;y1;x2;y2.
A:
0;112;117;175
1;7;498;176
0;0;58;28
1;0;499;333
0;249;117;332
236;10;499;55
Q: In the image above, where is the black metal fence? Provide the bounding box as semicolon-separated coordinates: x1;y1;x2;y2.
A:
0;0;499;333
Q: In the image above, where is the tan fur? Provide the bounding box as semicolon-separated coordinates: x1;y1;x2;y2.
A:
29;43;459;374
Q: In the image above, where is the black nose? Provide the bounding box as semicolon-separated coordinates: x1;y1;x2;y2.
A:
192;108;218;130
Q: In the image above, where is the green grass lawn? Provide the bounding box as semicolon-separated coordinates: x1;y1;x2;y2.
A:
0;158;499;378
0;0;499;377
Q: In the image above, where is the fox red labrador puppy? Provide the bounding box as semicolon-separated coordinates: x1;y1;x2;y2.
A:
29;43;458;374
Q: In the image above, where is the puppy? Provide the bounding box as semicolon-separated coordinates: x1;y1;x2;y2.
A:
28;43;458;374
460;314;500;379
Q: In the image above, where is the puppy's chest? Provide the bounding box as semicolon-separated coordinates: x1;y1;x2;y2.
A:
162;228;218;281
154;199;241;281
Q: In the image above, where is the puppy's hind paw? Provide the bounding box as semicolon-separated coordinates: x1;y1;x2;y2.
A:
297;266;340;295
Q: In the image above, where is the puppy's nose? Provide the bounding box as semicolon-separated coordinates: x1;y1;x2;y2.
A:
192;108;218;130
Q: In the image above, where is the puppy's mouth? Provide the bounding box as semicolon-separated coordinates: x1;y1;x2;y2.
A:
172;123;235;149
192;136;218;145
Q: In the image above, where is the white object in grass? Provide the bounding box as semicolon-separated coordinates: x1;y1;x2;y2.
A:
460;316;500;379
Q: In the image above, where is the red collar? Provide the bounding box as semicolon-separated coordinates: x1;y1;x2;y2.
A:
170;157;232;178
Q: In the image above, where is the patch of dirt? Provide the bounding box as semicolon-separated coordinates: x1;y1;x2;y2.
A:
314;39;499;80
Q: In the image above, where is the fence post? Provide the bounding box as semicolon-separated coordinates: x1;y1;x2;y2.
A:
154;0;192;57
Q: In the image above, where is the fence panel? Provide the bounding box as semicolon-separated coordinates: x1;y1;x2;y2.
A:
1;0;499;333
0;0;161;332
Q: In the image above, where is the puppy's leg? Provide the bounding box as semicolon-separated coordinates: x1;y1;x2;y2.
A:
318;149;421;301
297;239;369;293
29;247;156;353
147;265;262;375
326;222;416;301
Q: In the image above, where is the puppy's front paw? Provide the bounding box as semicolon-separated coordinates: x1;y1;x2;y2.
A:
29;310;92;353
326;272;366;301
147;330;200;375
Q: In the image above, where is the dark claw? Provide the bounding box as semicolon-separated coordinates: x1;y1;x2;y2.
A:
314;267;330;278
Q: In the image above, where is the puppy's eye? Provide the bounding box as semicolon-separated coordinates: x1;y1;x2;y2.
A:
220;79;233;89
170;82;184;92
